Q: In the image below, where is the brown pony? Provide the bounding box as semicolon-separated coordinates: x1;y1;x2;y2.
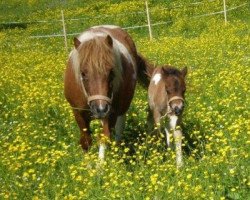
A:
147;65;187;167
64;25;145;160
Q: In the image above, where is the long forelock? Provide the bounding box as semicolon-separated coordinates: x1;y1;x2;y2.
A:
70;37;116;84
70;49;81;84
70;35;125;96
80;38;115;76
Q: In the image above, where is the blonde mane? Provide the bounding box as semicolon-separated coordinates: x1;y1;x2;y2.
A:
80;37;114;74
70;35;115;84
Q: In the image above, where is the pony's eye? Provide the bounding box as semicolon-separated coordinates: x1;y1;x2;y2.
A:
109;71;114;81
81;72;88;81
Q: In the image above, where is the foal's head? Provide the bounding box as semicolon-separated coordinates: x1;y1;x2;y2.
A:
162;66;187;115
73;35;116;118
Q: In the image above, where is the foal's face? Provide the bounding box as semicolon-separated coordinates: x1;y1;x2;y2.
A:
163;67;187;115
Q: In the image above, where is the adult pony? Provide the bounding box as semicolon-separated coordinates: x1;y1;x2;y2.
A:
147;65;187;167
64;25;144;160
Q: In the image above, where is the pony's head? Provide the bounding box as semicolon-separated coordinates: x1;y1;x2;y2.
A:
72;34;116;118
162;66;187;116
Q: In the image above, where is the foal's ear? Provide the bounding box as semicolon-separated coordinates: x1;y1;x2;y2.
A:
73;37;81;49
181;67;187;78
105;35;113;47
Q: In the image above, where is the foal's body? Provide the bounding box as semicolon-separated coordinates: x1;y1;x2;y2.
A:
148;66;187;167
64;25;141;159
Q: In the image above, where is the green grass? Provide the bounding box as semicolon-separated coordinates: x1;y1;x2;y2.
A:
0;0;249;199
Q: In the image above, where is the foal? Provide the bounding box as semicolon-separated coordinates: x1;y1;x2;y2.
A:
148;66;187;167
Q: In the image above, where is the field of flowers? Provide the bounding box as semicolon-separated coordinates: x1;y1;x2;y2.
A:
0;0;249;199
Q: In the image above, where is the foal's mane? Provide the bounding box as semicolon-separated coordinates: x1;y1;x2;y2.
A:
162;66;182;77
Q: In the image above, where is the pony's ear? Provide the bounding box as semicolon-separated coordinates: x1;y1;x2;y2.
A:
181;67;187;78
74;37;81;49
105;35;113;47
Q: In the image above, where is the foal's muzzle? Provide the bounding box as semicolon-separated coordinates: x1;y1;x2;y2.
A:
88;95;112;118
168;96;184;116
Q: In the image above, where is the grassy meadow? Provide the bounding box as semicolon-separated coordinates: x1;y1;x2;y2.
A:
0;0;249;199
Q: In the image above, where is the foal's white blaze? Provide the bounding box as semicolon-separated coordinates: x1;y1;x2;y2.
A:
99;144;106;160
152;73;161;85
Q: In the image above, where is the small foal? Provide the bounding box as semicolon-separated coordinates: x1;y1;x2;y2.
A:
148;66;187;167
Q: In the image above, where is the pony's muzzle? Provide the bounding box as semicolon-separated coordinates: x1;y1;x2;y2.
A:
88;95;112;118
89;100;111;118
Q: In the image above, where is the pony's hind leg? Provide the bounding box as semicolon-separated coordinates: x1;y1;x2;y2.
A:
73;111;92;151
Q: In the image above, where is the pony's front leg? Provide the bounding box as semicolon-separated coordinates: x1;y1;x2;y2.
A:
99;118;111;161
73;111;92;151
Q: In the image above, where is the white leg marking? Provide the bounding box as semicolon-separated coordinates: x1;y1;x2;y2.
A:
165;128;171;147
115;115;126;142
169;115;183;167
174;130;183;168
169;115;178;130
152;73;162;85
99;144;106;160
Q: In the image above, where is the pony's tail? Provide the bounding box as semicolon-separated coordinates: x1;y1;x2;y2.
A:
136;53;154;88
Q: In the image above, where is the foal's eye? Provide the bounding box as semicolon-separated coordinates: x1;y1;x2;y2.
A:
165;87;170;94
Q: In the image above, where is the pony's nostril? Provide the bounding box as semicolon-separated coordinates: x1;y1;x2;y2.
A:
96;104;109;115
103;104;109;113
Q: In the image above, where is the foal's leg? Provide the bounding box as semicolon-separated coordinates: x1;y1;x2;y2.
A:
152;109;164;139
174;129;183;168
169;115;183;167
147;106;155;132
73;111;92;151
